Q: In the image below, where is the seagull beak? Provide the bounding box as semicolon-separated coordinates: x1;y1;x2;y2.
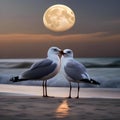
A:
58;50;64;58
60;50;64;55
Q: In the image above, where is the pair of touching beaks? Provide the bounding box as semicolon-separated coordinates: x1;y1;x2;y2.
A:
60;49;71;55
59;49;67;58
58;49;72;58
60;50;65;55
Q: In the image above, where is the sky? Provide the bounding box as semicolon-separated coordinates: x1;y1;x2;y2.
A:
0;0;120;58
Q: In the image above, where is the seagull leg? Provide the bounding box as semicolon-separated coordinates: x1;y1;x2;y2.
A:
45;80;48;97
42;81;45;97
76;83;80;99
68;82;72;98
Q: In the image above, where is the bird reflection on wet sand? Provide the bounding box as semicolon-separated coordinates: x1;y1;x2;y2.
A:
55;99;70;118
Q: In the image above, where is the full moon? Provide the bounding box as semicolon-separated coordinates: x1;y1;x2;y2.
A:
43;4;75;32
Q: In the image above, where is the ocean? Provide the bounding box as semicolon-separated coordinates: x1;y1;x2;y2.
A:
0;58;120;88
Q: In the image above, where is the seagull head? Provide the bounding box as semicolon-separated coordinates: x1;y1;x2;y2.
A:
47;47;62;57
62;49;73;58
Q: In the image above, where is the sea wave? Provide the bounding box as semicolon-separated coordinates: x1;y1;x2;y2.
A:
0;62;32;69
83;60;120;68
0;59;120;69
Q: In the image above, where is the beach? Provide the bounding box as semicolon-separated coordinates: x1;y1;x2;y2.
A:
0;85;120;120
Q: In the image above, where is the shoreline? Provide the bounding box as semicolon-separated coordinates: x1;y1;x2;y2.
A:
0;84;120;99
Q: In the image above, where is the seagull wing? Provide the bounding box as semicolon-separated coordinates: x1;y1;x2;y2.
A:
30;59;53;70
64;59;89;80
21;59;57;80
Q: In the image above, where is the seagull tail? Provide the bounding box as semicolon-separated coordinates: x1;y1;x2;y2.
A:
90;79;100;85
10;76;27;82
10;76;20;82
80;79;100;85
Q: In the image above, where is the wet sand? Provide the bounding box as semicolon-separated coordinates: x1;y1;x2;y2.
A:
0;85;120;120
0;96;120;120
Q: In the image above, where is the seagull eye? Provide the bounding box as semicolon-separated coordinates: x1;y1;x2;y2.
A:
67;51;71;54
53;48;58;52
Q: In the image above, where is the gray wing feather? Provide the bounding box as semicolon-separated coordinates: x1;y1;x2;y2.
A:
30;59;52;70
64;60;87;80
21;59;57;79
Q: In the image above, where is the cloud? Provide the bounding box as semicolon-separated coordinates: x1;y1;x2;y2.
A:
0;32;120;58
0;32;119;43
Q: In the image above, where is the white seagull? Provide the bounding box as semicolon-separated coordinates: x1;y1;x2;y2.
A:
61;49;100;98
10;47;62;97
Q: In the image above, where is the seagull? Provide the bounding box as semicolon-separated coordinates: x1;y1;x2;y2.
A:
10;47;62;97
61;49;100;98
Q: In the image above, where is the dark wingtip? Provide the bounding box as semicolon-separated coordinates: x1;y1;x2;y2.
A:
90;79;100;85
10;76;19;82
